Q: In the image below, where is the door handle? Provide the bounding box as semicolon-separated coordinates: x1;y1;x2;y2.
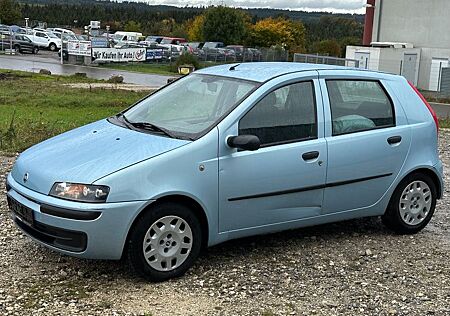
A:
302;151;320;161
387;136;402;145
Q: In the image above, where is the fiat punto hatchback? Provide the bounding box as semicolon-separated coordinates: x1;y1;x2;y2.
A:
6;63;443;281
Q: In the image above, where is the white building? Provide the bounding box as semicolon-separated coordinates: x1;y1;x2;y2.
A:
347;0;450;92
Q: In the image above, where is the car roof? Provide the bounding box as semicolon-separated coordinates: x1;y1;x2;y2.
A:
195;62;364;82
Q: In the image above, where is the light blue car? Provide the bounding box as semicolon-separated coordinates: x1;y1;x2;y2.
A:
6;63;443;281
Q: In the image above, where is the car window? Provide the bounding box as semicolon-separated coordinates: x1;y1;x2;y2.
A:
239;81;317;147
326;80;395;136
124;74;258;138
36;32;46;37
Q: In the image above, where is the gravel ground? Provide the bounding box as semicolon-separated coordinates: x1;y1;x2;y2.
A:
1;133;449;316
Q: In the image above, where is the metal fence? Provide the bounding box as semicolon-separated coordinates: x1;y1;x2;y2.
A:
293;53;359;68
0;32;16;55
182;46;289;63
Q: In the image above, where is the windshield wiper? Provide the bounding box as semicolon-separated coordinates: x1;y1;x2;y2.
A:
128;121;176;138
115;113;192;140
115;112;133;129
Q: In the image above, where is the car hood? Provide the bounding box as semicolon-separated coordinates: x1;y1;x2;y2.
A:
11;119;190;195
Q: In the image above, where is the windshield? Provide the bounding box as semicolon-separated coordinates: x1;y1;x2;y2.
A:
122;74;258;139
47;32;58;38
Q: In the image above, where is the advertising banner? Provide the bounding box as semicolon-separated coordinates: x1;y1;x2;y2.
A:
146;48;164;60
91;37;109;48
92;47;146;62
67;40;91;56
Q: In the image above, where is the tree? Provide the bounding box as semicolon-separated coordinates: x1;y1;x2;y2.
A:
124;21;141;32
311;39;342;57
247;17;305;52
0;0;21;25
187;15;205;41
202;6;247;45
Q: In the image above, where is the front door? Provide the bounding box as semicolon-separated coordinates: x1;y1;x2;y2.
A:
320;76;411;213
218;79;327;232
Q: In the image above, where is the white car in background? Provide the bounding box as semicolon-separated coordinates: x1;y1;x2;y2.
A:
47;27;75;38
26;30;61;51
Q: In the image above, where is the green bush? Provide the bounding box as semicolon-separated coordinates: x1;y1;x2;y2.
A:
170;53;200;73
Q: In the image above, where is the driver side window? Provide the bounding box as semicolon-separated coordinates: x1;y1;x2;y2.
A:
239;81;317;147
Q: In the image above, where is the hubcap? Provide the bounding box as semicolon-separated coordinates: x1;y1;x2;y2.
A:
399;180;432;225
142;215;193;272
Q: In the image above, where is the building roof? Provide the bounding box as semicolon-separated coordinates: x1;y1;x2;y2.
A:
195;62;351;82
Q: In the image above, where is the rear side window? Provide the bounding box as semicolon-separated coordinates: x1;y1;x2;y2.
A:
239;81;317;147
326;80;395;136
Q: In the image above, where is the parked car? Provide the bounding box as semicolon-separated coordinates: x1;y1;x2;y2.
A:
160;37;187;45
226;45;244;60
1;34;40;54
144;35;164;44
245;48;262;61
112;31;142;46
6;63;443;282
200;42;236;61
47;27;75;37
0;24;10;32
25;30;61;51
0;34;38;54
32;27;48;33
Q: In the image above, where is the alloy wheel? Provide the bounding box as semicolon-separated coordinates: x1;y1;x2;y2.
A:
399;180;432;225
142;215;193;272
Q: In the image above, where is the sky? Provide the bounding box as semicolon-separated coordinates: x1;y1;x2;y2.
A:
134;0;367;14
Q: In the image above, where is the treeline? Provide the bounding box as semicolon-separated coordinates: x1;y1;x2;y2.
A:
1;0;364;57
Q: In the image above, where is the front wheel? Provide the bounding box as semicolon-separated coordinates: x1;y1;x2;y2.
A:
127;202;202;282
49;43;57;51
382;173;437;234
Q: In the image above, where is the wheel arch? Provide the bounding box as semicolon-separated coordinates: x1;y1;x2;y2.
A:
123;194;210;258
395;167;442;199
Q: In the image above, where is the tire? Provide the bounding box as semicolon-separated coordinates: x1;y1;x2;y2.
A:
13;45;20;53
382;172;437;234
127;202;202;282
49;43;57;51
33;47;39;54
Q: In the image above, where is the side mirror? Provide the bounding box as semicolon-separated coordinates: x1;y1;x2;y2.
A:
227;135;261;151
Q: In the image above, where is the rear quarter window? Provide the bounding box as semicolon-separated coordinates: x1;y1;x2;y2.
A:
326;80;395;136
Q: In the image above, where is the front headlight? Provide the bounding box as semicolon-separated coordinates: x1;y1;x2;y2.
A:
49;182;110;203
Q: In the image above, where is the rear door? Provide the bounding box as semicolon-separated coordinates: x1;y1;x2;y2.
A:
319;71;411;214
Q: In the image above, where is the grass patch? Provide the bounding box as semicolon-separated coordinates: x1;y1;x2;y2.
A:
439;118;450;129
0;69;149;153
100;60;233;76
100;62;175;75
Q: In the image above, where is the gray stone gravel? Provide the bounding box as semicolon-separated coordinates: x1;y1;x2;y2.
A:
1;132;450;316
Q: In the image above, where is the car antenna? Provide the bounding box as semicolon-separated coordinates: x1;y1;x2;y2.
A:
229;63;240;71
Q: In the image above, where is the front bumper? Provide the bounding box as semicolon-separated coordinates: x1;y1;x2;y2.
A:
6;173;149;260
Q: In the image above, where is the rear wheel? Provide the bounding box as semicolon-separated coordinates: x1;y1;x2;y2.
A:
49;43;57;51
127;202;202;282
382;173;437;234
13;45;21;53
33;47;39;54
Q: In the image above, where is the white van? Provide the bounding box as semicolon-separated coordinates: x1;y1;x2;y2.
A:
112;31;143;46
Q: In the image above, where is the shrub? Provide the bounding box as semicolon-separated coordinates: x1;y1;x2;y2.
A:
170;53;200;73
